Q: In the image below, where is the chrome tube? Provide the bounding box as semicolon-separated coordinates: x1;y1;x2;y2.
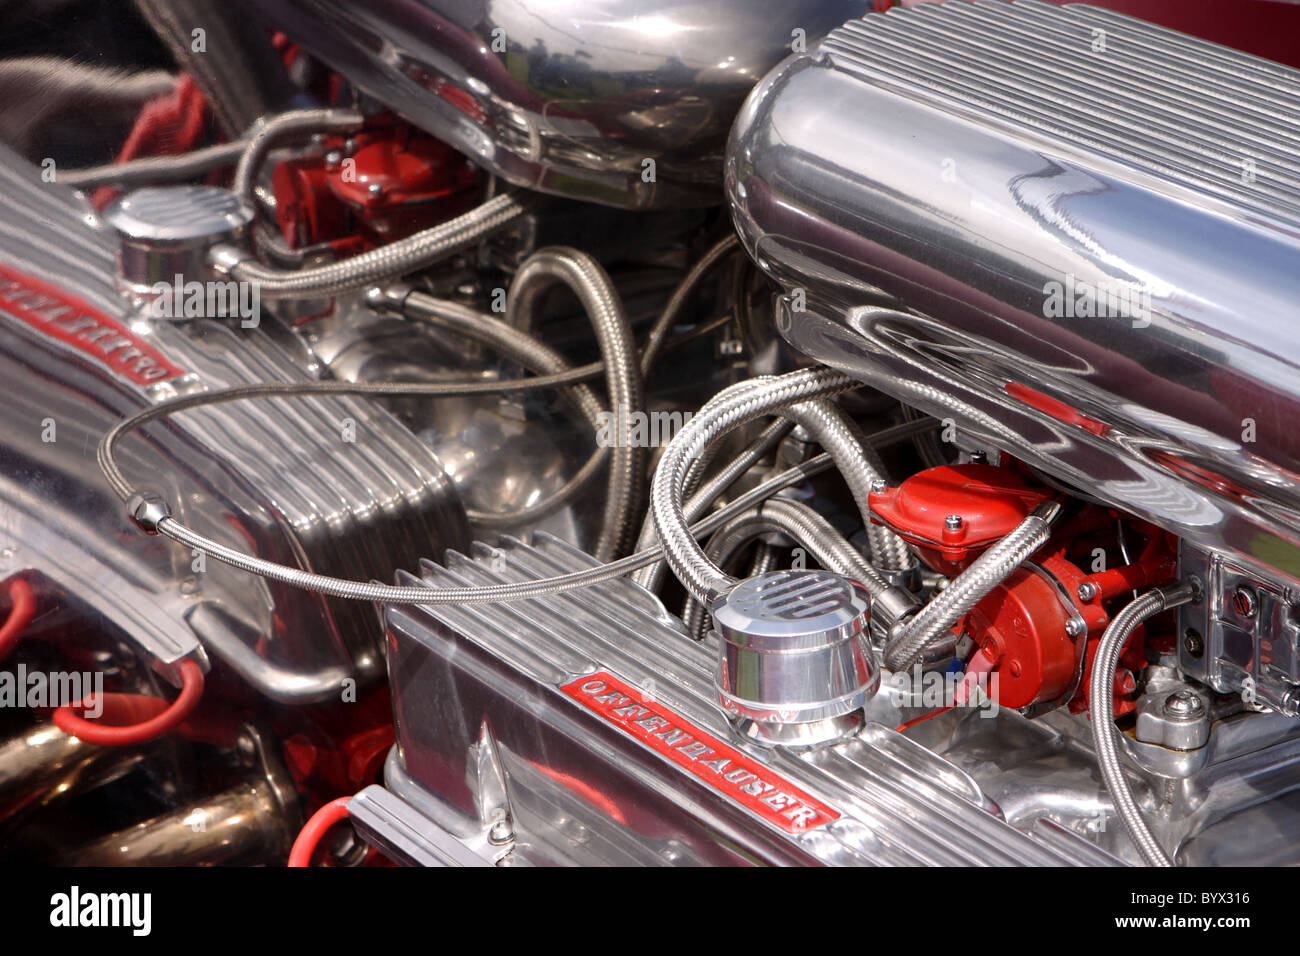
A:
216;192;530;299
250;0;867;208
65;783;292;865
0;723;142;825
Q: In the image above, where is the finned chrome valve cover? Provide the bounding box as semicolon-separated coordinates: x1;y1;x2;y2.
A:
727;0;1300;592
372;534;1117;866
0;144;468;701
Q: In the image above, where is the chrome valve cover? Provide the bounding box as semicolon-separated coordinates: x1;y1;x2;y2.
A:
373;534;1116;866
0;144;468;700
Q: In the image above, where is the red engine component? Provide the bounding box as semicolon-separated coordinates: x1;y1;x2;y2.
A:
874;463;1178;713
869;463;1051;575
271;119;481;254
970;529;1176;712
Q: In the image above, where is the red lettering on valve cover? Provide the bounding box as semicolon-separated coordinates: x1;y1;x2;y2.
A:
561;671;841;834
0;263;185;386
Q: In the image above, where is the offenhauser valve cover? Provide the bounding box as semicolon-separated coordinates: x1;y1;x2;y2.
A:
0;144;468;702
369;534;1118;866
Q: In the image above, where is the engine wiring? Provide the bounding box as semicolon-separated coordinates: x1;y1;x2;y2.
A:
52;659;206;748
0;577;36;661
288;796;353;867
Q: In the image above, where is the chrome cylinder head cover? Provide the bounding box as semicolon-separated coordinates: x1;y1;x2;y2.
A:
712;569;877;747
103;185;254;297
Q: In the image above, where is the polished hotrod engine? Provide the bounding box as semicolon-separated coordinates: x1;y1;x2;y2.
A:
1;0;1300;868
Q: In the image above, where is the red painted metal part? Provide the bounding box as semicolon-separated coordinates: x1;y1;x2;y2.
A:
877;464;1178;713
870;464;1051;575
965;527;1176;714
271;120;481;253
966;556;1082;711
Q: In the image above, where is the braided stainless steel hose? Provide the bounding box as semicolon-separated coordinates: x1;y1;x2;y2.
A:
214;192;531;299
649;367;859;603
1090;581;1198;867
883;502;1061;672
112;425;839;606
782;399;912;571
682;497;887;640
232;108;364;204
631;417;794;591
62;140;249;189
99;373;599;506
505;247;645;560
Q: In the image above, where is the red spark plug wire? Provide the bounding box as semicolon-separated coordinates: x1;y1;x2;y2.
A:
52;659;205;747
288;797;353;867
0;577;36;660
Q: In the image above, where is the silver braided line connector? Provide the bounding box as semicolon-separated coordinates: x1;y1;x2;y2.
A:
883;502;1061;672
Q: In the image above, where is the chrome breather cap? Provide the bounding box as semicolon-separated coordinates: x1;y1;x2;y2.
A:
712;569;877;747
103;185;254;296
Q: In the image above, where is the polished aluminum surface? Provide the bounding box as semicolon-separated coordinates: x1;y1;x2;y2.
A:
1178;543;1300;714
0;142;469;701
896;702;1300;866
302;296;584;545
726;0;1300;591
382;533;1107;865
712;569;877;746
252;0;867;208
104;185;256;296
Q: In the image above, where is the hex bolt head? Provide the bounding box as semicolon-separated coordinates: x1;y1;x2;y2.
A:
945;514;963;531
1077;582;1099;602
870;478;887;495
127;492;171;534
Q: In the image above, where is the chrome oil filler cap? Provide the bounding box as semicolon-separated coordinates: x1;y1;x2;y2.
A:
103;185;254;298
712;569;877;747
